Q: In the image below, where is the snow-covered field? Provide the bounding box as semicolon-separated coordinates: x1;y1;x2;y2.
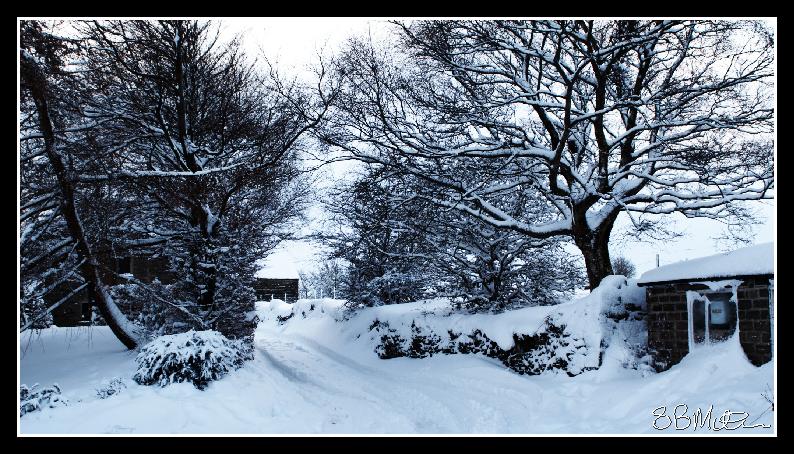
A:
19;287;774;435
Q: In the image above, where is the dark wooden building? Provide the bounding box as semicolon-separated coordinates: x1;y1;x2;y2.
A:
49;255;174;327
637;243;773;371
253;278;299;303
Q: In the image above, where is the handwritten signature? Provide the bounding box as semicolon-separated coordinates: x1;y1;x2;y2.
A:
652;404;771;431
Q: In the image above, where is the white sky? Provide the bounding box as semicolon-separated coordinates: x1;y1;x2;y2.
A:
229;18;776;279
222;18;389;74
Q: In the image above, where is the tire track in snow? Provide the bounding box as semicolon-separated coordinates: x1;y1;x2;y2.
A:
256;334;536;433
257;336;465;432
256;337;421;432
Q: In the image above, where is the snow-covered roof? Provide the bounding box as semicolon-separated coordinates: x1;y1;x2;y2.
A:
255;250;300;280
638;242;774;285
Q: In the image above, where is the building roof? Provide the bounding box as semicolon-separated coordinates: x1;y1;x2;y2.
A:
255;249;300;280
637;242;774;286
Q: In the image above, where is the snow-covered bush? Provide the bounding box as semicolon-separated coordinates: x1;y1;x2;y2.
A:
95;377;127;399
133;330;253;390
19;280;53;330
20;383;68;416
371;317;584;375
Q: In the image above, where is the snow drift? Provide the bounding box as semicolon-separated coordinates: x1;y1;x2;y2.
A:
259;276;648;376
19;286;773;433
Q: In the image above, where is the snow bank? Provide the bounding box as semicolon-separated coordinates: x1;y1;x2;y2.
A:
549;275;647;373
20;326;136;396
357;298;554;351
638;242;773;284
19;306;773;434
261;276;648;376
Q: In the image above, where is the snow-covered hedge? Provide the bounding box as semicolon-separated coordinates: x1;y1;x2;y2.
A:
133;330;253;390
20;383;68;416
262;276;649;376
369;316;587;375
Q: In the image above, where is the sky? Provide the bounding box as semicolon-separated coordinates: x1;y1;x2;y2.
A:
225;18;776;279
223;18;390;73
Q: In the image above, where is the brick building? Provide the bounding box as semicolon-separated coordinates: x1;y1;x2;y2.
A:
637;243;773;371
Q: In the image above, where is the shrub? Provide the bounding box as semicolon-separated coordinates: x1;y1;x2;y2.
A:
20;383;68;416
20;285;52;330
370;318;588;376
96;377;127;399
133;330;253;390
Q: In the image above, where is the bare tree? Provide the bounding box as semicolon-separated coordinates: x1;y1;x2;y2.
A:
20;21;141;347
320;20;773;289
299;260;346;299
611;256;636;278
323;168;434;306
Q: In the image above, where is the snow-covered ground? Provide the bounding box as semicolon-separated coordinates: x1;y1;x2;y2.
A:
20;288;774;435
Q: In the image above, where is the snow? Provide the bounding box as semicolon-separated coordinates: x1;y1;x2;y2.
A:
100;287;142;344
346;298;555;351
255;249;301;279
638;242;774;284
271;276;640;375
132;330;250;389
20;282;774;434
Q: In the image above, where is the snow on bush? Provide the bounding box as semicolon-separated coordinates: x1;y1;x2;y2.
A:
264;276;649;377
20;383;68;416
257;298;349;324
133;330;253;390
370;317;584;375
95;377;127;399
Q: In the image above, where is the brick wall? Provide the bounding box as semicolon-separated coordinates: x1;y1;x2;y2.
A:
646;283;705;370
737;277;773;366
646;277;772;371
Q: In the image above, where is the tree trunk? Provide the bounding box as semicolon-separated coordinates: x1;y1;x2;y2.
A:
575;233;614;291
21;52;141;349
190;204;219;319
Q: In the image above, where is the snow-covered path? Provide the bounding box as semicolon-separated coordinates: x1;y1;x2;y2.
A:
254;334;544;433
20;310;774;434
